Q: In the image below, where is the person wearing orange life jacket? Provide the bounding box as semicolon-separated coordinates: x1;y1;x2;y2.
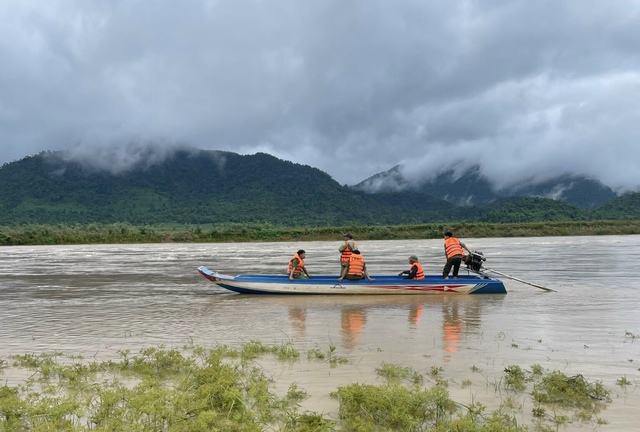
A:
338;249;374;282
339;232;358;272
398;255;425;280
288;250;311;280
442;231;471;279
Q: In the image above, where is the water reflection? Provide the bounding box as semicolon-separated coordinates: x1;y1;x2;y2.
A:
341;307;366;349
442;301;462;353
408;304;423;325
441;296;486;356
278;294;502;354
288;306;306;336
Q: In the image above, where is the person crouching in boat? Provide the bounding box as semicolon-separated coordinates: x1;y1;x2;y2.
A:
443;231;472;279
338;249;374;282
339;232;358;272
398;255;425;280
288;250;311;280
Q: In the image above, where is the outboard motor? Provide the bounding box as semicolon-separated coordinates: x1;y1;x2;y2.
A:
466;251;486;272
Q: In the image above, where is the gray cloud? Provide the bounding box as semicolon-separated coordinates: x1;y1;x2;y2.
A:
1;0;639;192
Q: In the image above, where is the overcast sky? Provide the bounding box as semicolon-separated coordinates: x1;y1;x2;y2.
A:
2;0;640;191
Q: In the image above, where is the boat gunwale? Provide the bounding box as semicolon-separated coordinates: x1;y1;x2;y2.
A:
197;266;507;295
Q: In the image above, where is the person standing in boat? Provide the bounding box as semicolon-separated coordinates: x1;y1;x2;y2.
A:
338;249;374;282
398;255;425;280
288;250;311;280
442;231;472;279
339;232;358;272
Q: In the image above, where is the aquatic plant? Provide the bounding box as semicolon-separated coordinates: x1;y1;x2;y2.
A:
1;344;332;431
241;340;273;360
307;344;348;366
0;346;616;431
333;383;458;430
272;343;300;361
307;348;326;360
429;366;444;378
332;381;530;431
503;365;527;392
530;364;543;376
286;383;308;402
282;412;336;431
616;375;631;387
325;344;349;366
530;370;611;427
375;362;415;382
624;331;639;340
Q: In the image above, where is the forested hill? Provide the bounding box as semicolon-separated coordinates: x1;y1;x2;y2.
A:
0;148;638;226
0;149;454;226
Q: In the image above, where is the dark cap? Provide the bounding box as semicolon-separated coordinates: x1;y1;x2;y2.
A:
409;255;418;262
343;232;353;239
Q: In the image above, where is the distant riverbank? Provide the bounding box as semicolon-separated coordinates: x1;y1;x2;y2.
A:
1;220;639;246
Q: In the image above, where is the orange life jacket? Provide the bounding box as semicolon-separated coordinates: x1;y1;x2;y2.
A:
347;253;365;276
411;262;425;280
340;240;358;263
287;253;304;275
445;237;464;259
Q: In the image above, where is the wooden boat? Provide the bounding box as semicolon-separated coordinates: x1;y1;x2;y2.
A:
197;266;507;295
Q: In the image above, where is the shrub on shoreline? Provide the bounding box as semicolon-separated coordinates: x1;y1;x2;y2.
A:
1;220;640;246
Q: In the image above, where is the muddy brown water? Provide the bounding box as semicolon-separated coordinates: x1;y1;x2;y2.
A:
1;236;639;429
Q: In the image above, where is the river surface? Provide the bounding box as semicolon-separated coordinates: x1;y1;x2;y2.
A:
1;235;639;430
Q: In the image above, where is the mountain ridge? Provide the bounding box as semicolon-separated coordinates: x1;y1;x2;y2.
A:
352;164;618;209
0;148;638;226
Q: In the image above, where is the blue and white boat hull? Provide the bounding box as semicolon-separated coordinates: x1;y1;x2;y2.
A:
198;266;506;295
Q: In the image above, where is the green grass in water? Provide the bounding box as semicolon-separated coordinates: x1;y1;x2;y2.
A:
0;344;614;431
